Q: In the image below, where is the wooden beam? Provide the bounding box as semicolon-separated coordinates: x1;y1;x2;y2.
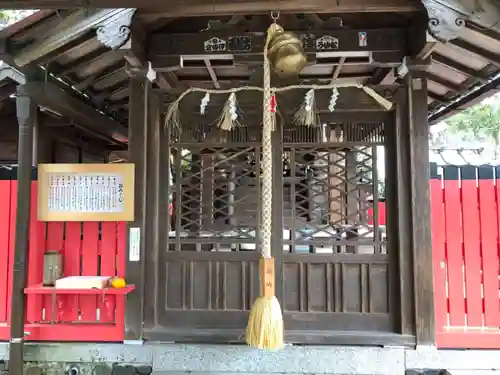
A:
120;23;148;74
149;28;407;69
143;0;420;17
415;32;437;60
0;0;421;14
427;91;448;105
204;59;220;89
330;56;346;83
369;67;397;85
18;82;128;144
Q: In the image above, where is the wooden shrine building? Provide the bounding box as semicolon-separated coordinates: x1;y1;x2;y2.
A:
0;1;498;374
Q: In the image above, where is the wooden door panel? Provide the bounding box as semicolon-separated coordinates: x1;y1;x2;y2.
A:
158;251;259;326
283;254;390;331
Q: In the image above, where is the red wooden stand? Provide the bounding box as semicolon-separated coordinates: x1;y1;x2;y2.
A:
0;176;132;342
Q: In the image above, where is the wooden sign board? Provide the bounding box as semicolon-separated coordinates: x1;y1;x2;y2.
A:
37;163;135;222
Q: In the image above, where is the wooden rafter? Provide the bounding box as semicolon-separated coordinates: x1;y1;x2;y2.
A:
424;71;465;93
451;38;500;67
432;54;490;83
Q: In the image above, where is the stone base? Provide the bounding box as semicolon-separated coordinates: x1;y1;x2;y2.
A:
0;343;496;375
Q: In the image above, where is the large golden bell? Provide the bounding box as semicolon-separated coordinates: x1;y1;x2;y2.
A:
267;24;307;76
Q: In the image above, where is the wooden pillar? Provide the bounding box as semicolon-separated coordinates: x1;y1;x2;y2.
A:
125;76;150;340
407;72;435;346
390;71;435;346
143;91;161;327
157;111;171;320
8;91;37;375
386;91;414;336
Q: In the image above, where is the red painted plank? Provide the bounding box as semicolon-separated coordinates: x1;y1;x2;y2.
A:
100;222;117;277
43;222;65;323
114;222;127;332
24;322;123;341
0;323;10;341
6;179;17;328
437;331;500;349
430;167;447;333
26;182;44;323
46;222;64;251
459;166;483;327
477;167;500;328
99;222;117;323
378;202;386;226
116;222;127;277
63;222;82;322
442;166;466;327
80;222;99;321
0;179;11;323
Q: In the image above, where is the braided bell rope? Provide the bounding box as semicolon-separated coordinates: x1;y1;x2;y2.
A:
260;25;274;258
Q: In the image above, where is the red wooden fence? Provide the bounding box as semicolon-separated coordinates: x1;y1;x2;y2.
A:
368;163;500;349
431;163;500;349
0;169;129;341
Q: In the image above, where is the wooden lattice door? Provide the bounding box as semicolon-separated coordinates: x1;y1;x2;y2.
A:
280;123;394;343
151;125;263;342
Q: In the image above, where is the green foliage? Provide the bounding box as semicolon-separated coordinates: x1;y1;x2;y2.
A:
447;103;500;141
445;101;500;156
0;9;37;28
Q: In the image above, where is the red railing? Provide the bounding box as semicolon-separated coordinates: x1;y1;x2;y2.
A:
0;172;128;341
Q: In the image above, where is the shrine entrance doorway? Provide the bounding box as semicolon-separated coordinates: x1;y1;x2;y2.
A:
144;112;405;345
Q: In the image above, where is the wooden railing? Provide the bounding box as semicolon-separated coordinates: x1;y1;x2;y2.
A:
0;170;128;341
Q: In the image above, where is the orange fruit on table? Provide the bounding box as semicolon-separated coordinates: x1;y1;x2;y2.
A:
111;277;126;289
